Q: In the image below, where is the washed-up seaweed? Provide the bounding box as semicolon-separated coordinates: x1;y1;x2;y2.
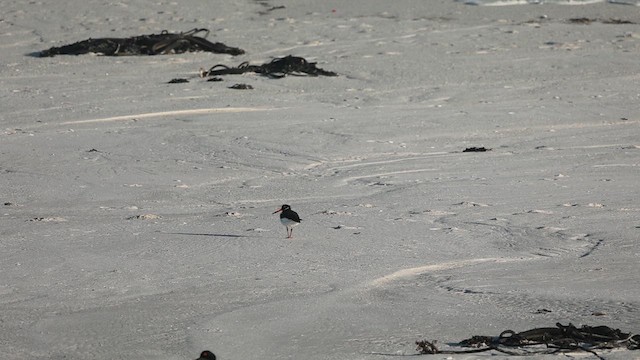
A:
202;55;338;78
462;146;491;152
228;83;253;90
39;28;244;57
415;323;639;359
568;17;636;25
168;78;189;84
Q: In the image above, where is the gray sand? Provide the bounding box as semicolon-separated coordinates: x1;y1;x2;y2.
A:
1;1;639;359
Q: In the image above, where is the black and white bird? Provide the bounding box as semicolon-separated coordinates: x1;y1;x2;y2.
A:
195;350;216;360
273;204;301;238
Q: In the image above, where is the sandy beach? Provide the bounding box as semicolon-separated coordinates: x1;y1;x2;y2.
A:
1;0;640;359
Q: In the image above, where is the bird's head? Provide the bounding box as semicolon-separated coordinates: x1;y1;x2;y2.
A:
273;204;291;214
196;350;216;360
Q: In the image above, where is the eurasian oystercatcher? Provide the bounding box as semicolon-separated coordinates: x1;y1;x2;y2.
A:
196;350;216;360
273;204;301;238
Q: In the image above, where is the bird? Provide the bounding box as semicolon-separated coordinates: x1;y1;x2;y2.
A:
273;204;301;238
195;350;216;360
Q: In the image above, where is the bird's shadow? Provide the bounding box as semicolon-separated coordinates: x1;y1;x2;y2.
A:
159;231;251;238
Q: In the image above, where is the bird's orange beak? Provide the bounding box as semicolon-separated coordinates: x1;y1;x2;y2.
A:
273;208;283;214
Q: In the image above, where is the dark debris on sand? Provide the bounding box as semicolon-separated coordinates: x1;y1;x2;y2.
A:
568;17;636;25
202;55;338;78
39;28;244;57
463;147;491;152
168;78;189;84
228;83;254;90
415;323;639;358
